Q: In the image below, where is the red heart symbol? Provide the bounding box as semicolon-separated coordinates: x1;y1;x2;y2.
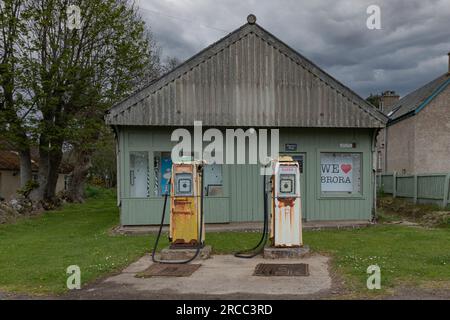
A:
341;164;352;174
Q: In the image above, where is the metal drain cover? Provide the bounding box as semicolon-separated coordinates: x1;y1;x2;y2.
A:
253;263;309;276
136;264;201;278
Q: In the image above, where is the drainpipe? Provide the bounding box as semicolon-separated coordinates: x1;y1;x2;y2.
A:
112;125;121;208
372;128;380;222
384;126;388;172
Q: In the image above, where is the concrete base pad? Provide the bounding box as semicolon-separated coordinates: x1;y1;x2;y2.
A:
160;245;212;261
107;254;331;297
263;245;310;259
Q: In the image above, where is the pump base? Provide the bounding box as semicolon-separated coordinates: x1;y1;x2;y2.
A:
263;245;310;259
160;245;212;261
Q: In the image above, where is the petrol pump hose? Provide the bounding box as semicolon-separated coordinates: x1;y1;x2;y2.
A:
234;173;269;258
151;166;205;264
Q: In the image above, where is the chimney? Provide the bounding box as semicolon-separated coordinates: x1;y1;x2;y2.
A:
380;90;400;111
448;52;450;74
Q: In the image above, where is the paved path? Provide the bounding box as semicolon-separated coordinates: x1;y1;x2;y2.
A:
66;254;336;300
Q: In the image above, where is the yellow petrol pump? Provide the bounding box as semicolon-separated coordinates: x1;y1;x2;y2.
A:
270;156;303;247
151;159;205;264
169;160;205;248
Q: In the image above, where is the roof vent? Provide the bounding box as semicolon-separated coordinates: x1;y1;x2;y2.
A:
247;14;257;24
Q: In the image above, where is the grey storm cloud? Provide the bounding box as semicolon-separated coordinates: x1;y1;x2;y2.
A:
137;0;450;98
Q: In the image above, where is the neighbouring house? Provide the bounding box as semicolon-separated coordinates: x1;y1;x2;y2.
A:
376;52;450;174
105;15;388;226
0;144;69;201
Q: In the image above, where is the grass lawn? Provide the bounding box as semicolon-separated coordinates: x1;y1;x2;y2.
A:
1;189;450;296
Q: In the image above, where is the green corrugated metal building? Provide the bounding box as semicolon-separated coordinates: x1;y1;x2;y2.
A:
106;16;388;226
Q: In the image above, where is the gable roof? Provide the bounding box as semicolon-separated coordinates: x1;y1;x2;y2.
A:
0;141;72;173
106;21;387;128
386;73;450;122
0;150;38;171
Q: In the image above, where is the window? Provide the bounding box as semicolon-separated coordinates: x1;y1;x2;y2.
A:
153;152;172;196
203;164;223;196
64;175;71;191
320;153;361;194
129;151;149;198
377;151;382;172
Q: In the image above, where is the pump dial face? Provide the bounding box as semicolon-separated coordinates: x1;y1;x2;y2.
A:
279;174;295;195
175;173;193;195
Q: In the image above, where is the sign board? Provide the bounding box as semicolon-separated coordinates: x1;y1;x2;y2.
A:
339;143;354;149
285;143;297;152
320;153;353;192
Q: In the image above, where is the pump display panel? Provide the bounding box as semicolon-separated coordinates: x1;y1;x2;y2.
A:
279;174;296;196
175;173;193;196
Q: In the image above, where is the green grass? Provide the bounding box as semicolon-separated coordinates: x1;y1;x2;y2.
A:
0;189;151;295
305;226;450;292
1;189;450;296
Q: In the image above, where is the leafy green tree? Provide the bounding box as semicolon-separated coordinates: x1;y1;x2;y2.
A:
0;0;33;187
366;93;381;109
12;0;155;204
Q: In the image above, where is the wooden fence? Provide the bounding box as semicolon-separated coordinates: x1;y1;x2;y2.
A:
377;172;450;208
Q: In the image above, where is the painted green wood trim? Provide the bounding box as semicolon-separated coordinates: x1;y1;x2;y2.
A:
443;173;450;208
415;78;450;114
393;173;398;197
413;174;418;204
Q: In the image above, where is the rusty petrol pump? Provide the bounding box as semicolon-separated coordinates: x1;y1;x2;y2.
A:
151;159;208;264
234;156;309;260
269;156;303;248
169;160;205;248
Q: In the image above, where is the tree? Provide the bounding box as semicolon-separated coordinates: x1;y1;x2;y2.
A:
12;0;154;204
88;129;117;188
0;0;33;188
161;56;180;74
366;93;381;109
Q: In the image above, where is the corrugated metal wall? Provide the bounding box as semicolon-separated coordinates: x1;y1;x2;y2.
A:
119;127;374;225
107;26;386;128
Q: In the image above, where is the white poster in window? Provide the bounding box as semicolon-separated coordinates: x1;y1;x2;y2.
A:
320;154;354;192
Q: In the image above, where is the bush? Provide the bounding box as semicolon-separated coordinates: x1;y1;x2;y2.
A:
85;185;101;198
85;185;116;199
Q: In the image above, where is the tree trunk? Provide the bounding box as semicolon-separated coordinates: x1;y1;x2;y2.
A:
45;144;63;200
30;140;49;203
67;148;93;203
19;148;32;188
29;135;63;204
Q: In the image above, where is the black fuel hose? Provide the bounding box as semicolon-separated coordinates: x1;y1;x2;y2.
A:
234;173;269;258
151;167;205;264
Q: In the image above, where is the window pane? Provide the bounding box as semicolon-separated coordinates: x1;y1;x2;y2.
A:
320;153;361;194
130;152;149;198
203;164;223;196
153;152;172;196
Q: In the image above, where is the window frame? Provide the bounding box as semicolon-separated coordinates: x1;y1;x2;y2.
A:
203;163;225;197
317;150;365;199
128;151;150;198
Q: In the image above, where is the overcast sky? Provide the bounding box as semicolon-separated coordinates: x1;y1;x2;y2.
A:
137;0;450;98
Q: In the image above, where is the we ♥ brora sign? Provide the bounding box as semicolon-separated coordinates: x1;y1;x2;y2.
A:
320;153;353;192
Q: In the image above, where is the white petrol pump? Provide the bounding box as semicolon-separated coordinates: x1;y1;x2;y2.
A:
270;156;303;247
234;156;305;259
